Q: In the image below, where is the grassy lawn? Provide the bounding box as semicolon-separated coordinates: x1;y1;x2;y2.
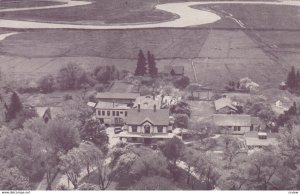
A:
0;0;64;9
0;0;176;25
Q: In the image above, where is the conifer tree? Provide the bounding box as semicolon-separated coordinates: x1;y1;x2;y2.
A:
287;66;296;89
147;51;158;77
134;50;147;76
8;92;23;120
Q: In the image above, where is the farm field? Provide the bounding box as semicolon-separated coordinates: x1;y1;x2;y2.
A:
194;4;300;30
0;0;64;9
0;28;288;89
0;0;176;25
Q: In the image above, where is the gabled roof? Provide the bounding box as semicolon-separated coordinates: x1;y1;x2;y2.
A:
214;98;237;111
126;109;170;126
35;107;49;118
95;92;140;100
213;114;251;126
164;66;184;75
95;101;130;110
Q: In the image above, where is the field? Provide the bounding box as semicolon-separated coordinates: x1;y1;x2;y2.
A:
0;27;289;89
0;0;64;9
0;0;176;24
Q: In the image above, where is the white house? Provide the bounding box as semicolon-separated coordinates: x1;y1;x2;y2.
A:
95;101;130;125
119;105;174;145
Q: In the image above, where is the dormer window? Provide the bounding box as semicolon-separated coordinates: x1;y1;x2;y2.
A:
144;125;151;134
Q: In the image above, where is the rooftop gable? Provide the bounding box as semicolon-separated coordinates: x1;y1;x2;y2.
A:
126;109;170;126
213;114;251;126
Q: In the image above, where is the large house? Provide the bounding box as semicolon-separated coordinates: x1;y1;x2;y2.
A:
95;92;139;106
119;106;175;145
95;101;130;125
214;97;238;114
213;114;256;134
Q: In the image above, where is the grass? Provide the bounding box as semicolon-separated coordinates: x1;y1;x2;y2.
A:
0;0;64;9
193;4;300;30
0;0;176;25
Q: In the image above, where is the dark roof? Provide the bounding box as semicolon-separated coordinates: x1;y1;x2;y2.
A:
95;92;139;100
164;66;184;75
213;114;251;126
126;109;170;126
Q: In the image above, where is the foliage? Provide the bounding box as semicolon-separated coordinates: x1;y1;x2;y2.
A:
223;138;240;168
170;101;191;117
39;75;55;93
147;51;158;77
94;65;119;83
161;137;185;167
135;50;147;76
6;92;23;121
189;121;215;141
129;176;177;190
57;63;87;90
81;119;108;147
173;76;190;89
173;113;189;128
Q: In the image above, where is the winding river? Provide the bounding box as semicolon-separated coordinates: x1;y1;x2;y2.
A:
0;0;300;29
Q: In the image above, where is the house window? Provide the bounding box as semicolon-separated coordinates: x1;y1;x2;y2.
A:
157;126;163;133
132;137;137;142
125;111;127;116
98;110;101;116
107;111;110;116
144;125;151;134
116;111;119;116
132;126;137;133
112;111;115;116
102;111;105;116
120;111;123;114
233;126;241;131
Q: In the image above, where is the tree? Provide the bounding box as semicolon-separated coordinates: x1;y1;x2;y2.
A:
0;161;30;190
170;101;191;117
95;65;119;83
193;153;220;190
173;76;190;89
190;121;215;142
174;113;189;129
287;66;297;89
161;137;185;167
45;119;80;152
81;119;108;148
129;176;177;190
147;51;158;77
223;138;240;168
181;148;199;186
7;92;23;121
39;75;55;93
134;50;147;76
57;63;87;90
59;147;82;189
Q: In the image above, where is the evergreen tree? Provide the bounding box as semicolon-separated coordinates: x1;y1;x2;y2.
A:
134;50;146;76
287;66;297;89
296;70;300;86
147;51;158;77
8;92;23;120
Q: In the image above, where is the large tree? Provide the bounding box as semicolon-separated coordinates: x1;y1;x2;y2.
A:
287;66;297;89
147;51;158;77
57;63;87;90
7;91;23;121
129;176;177;190
161;137;185;167
134;50;147;76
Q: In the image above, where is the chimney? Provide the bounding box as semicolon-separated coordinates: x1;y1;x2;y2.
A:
138;104;140;112
154;104;156;112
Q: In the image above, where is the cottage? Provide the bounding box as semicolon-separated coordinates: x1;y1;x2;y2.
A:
213;114;254;134
244;132;278;150
214;98;238;114
95;101;130;125
164;66;184;76
187;83;213;101
95;92;139;106
119;106;174;145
